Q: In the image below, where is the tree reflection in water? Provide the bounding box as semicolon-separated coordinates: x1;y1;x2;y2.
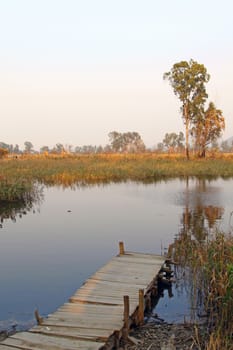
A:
166;178;225;322
178;177;224;242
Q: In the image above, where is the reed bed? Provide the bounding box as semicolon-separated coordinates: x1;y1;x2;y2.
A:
1;153;233;201
0;177;36;202
169;233;233;349
2;153;233;185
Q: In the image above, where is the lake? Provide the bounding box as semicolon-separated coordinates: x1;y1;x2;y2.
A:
0;178;233;330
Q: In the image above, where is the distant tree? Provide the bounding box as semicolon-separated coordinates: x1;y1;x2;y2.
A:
24;141;34;153
157;142;164;152
74;146;82;153
0;142;10;150
0;143;21;154
210;140;219;150
74;145;99;154
103;144;112;153
108;131;145;153
220;141;230;153
163;59;210;159
176;132;185;151
52;143;65;154
163;133;176;152
96;145;104;153
40;146;50;153
161;132;185;153
191;102;225;157
82;145;96;154
13;144;20;154
108;131;123;152
64;144;73;153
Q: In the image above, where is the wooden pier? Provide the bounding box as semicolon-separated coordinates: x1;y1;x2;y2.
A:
0;242;166;350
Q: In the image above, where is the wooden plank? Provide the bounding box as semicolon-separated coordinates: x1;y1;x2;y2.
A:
2;333;104;350
92;270;158;279
57;307;123;316
68;295;139;309
80;279;145;290
77;283;140;293
123;252;164;260
54;309;123;318
82;278;148;289
45;313;122;327
89;272;153;284
44;316;122;331
73;289;139;299
94;271;158;281
30;325;110;341
58;303;123;314
40;319;120;331
68;298;138;318
98;257;163;267
101;259;163;268
48;311;123;322
98;260;157;270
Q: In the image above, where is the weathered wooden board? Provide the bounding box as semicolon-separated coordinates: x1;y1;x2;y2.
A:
58;302;123;314
30;325;110;341
2;332;104;350
0;249;164;350
44;316;122;330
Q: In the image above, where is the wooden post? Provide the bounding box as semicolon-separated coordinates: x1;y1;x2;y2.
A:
34;309;43;325
119;241;125;255
138;289;144;326
123;295;129;340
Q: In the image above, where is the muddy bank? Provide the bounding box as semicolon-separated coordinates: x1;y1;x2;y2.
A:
125;322;207;350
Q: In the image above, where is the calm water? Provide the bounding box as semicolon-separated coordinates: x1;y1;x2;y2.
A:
0;178;233;330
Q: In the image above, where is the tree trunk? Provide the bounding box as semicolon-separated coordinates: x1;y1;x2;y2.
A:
184;104;190;160
199;148;206;158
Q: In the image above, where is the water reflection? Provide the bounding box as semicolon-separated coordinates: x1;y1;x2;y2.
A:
0;184;43;228
178;178;224;242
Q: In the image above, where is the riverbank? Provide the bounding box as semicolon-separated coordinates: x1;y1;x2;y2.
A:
126;322;207;350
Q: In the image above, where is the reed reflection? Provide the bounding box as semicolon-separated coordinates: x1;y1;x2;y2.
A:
0;184;43;227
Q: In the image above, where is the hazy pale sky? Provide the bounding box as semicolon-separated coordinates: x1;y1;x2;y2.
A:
1;0;232;150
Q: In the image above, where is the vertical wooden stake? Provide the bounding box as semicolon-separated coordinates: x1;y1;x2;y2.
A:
123;295;129;340
119;241;125;255
34;309;43;325
138;289;144;326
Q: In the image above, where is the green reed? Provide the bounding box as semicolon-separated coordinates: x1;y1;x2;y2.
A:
0;177;35;202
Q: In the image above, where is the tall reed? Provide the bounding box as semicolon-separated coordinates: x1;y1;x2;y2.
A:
169;232;233;349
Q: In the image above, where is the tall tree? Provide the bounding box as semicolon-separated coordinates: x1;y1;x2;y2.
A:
191;102;225;157
24;141;34;153
163;59;210;159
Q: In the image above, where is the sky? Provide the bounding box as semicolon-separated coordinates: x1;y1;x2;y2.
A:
0;0;233;150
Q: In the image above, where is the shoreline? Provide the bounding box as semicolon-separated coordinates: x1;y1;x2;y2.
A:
126;321;207;350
